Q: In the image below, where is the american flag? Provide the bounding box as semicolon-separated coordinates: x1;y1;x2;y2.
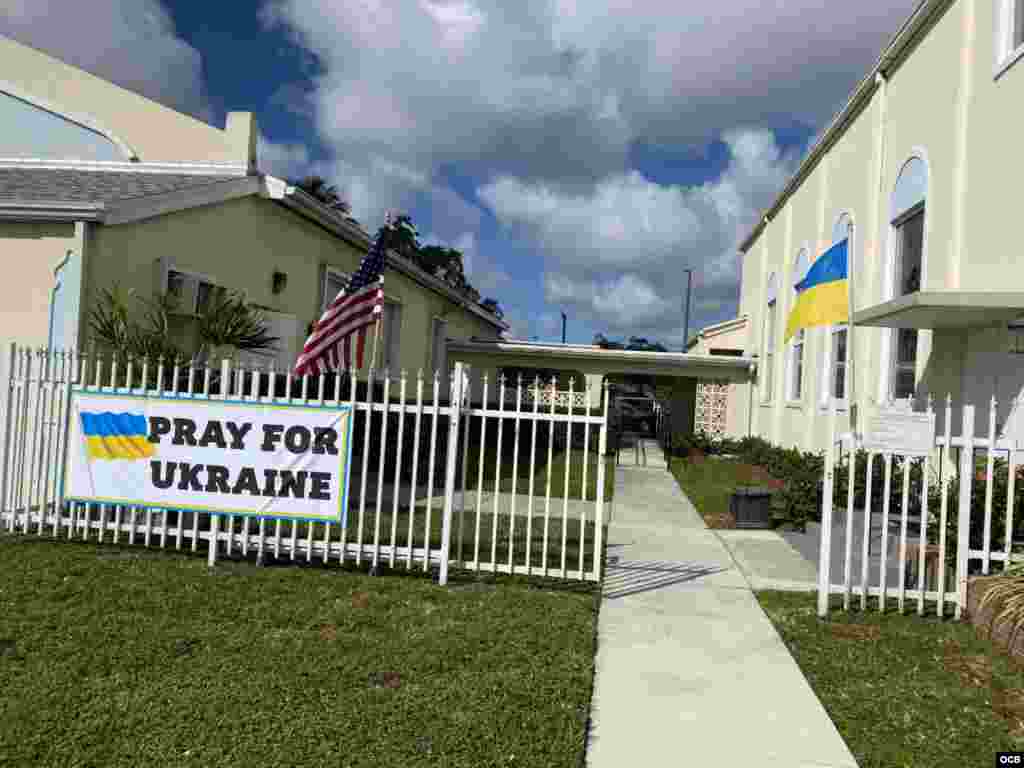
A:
293;227;387;376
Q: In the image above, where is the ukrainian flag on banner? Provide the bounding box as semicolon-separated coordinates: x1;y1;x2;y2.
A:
784;239;849;342
80;412;155;460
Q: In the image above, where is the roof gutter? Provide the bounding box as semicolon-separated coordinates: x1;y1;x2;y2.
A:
0;200;104;222
738;0;950;253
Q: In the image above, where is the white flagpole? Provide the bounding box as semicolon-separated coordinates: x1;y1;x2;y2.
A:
370;277;384;372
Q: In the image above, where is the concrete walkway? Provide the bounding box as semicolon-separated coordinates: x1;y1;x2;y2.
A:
586;442;858;768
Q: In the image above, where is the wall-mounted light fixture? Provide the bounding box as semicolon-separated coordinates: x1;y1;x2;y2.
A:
1009;318;1024;354
272;270;288;295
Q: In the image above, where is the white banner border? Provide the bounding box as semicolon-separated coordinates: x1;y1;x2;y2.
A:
61;388;355;526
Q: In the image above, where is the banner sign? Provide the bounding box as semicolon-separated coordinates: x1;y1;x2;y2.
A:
65;391;353;524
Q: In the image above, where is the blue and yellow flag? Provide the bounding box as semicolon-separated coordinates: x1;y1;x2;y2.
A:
80;412;155;460
784;239;849;342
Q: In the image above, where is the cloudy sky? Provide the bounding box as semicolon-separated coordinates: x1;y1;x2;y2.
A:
2;0;918;345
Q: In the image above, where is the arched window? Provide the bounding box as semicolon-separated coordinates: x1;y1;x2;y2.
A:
889;156;927;401
788;249;809;401
763;272;778;402
822;214;853;406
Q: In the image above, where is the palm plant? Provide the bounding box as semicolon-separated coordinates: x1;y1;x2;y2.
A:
88;285;181;362
196;293;280;364
89;283;279;370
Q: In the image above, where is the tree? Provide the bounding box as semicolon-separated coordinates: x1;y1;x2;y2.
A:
374;213;419;262
481;298;504;319
290;176;350;214
419;244;468;291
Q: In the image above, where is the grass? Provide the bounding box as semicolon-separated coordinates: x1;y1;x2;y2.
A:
0;536;600;768
668;456;780;528
462;446;615;502
213;504;604;575
758;590;1024;768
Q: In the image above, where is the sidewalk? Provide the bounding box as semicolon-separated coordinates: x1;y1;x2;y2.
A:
586;442;858;768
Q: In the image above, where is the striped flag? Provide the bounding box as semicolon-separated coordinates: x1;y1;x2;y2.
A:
293;227;387;376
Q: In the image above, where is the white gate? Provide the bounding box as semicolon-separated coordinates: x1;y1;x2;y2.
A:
819;395;1024;618
0;345;609;585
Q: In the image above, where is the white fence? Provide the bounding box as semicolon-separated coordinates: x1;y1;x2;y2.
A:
819;394;1024;618
503;386;590;409
0;345;609;585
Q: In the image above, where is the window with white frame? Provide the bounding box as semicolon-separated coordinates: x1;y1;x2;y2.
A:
321;266;349;314
164;267;226;316
382;301;402;371
997;0;1024;72
788;249;809;401
822;214;852;406
763;272;778;402
888;157;927;401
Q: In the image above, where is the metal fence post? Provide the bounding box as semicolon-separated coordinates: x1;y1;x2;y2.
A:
817;400;838;617
208;358;230;567
0;344;14;530
955;404;975;619
438;362;465;586
594;380;610;581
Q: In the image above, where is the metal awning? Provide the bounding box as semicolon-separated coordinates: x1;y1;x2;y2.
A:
852;291;1024;329
446;338;756;381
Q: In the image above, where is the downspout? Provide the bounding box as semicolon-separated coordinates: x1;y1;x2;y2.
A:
47;251;71;350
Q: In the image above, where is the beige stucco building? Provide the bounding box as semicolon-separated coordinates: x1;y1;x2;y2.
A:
685;316;750;438
0;34;505;387
732;0;1024;452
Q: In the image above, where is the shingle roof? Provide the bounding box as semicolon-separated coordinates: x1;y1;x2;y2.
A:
0;167;247;204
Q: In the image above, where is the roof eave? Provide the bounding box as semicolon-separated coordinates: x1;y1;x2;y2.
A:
385;253;509;331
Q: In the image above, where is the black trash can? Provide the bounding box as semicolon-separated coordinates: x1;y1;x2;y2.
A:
730;487;773;529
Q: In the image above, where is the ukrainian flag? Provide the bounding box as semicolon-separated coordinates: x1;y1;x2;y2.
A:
784;239;849;342
80;412;155;460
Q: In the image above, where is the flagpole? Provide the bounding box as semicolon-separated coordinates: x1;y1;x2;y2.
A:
370;276;384;372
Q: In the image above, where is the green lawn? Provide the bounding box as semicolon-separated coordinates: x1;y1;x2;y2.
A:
758;591;1024;768
463;447;615;502
669;457;778;528
0;537;599;768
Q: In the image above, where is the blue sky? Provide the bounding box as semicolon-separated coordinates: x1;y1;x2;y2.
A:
2;0;918;346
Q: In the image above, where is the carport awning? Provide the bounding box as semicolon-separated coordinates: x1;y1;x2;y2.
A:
446;338;756;381
852;291;1024;329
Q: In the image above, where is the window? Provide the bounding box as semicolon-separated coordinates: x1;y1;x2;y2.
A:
321;267;349;314
829;326;848;399
382;301;402;370
763;273;778;402
431;317;448;377
822;214;852;407
788;251;809;402
165;268;225;316
887;157;927;401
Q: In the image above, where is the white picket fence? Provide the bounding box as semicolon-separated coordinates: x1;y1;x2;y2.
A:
0;345;609;585
819;394;1024;618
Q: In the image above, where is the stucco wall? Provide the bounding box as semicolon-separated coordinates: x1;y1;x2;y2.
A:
0;35;241;164
735;0;1024;454
0;221;76;349
85;196;500;377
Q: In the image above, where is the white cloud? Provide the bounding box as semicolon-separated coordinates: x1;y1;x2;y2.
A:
263;0;914;192
480;128;798;342
258;0;913;342
1;0;214;121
